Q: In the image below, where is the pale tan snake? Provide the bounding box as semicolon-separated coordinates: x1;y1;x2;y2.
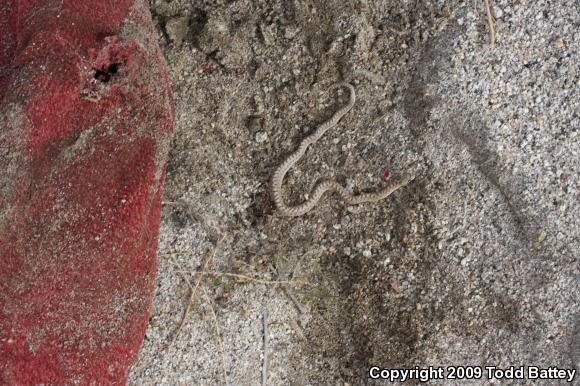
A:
271;83;413;217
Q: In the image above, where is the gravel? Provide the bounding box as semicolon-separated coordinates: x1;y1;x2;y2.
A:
130;0;579;384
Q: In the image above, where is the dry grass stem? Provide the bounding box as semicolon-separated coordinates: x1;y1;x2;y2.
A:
172;237;224;342
262;310;269;386
176;269;312;287
203;286;229;386
207;271;313;287
282;286;307;314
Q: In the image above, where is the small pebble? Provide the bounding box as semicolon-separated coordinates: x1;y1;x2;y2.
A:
255;131;268;143
552;36;565;49
165;16;190;45
346;179;355;190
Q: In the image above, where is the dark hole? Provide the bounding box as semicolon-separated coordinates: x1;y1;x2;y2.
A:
93;62;121;83
107;62;119;74
94;69;111;82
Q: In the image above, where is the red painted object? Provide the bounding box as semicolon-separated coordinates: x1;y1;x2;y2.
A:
0;0;174;383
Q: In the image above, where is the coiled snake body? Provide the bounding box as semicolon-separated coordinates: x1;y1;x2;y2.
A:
271;83;412;217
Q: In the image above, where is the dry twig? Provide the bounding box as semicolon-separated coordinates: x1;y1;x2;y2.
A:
483;0;496;48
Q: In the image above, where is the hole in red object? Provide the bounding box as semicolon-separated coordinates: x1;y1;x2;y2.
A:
94;62;121;83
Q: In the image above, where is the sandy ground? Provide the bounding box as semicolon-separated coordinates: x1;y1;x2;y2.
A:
129;0;579;384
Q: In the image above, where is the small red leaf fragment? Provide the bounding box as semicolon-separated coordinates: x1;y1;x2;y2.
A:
382;169;391;181
202;62;214;74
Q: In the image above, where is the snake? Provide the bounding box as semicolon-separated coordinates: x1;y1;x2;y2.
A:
271;82;413;217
